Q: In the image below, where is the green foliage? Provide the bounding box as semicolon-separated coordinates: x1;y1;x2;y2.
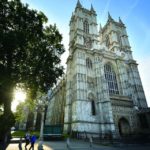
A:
11;130;26;138
63;133;70;139
31;131;40;138
0;0;64;99
14;102;26;122
14;95;39;130
0;1;65;105
12;130;39;138
14;98;37;127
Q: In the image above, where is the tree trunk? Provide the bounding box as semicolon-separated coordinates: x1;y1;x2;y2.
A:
1;94;14;148
4;98;11;114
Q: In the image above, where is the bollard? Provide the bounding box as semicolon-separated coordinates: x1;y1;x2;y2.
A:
38;141;44;150
66;137;70;150
89;136;93;149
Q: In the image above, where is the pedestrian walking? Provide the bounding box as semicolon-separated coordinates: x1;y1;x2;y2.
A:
29;135;36;150
25;131;30;149
18;137;22;150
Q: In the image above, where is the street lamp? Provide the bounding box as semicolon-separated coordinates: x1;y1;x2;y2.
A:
37;95;48;150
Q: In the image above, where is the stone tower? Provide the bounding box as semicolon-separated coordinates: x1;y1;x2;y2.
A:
63;0;148;137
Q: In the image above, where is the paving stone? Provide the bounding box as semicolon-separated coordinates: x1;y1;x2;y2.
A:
6;139;150;150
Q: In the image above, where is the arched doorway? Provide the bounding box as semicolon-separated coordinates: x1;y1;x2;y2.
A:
118;117;130;136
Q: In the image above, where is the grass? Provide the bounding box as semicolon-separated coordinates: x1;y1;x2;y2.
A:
12;130;40;138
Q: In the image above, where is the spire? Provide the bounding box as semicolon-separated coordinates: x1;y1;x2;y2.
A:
119;17;124;25
70;12;74;21
108;12;114;22
76;0;82;8
90;4;95;12
99;23;103;32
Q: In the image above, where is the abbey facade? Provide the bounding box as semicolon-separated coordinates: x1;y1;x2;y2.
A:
46;1;149;138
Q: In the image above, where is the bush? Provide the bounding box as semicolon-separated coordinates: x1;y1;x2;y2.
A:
12;130;40;138
63;133;70;139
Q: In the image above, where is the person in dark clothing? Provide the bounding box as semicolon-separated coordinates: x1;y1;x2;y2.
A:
25;132;30;149
29;135;36;150
18;137;22;150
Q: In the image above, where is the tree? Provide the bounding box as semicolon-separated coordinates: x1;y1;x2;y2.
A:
15;102;27;123
0;0;65;142
14;98;37;130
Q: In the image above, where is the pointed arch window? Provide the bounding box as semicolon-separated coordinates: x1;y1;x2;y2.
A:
86;58;92;69
106;35;110;47
91;100;96;115
104;64;119;94
88;93;96;115
117;31;122;46
83;20;89;34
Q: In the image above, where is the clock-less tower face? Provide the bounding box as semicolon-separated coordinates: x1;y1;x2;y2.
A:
68;3;99;53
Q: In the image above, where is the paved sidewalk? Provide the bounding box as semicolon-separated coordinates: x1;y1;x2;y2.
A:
6;142;53;150
6;139;150;150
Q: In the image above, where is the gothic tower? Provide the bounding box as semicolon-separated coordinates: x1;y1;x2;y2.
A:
64;1;115;136
63;0;148;137
100;12;147;108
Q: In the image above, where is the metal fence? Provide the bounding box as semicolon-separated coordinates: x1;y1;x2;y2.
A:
70;131;150;145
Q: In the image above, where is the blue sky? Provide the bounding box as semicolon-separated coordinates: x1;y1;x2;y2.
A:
21;0;150;106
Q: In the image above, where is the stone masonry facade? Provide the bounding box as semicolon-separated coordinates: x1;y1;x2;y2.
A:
46;1;148;138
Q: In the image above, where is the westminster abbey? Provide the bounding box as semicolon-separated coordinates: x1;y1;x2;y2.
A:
45;0;150;138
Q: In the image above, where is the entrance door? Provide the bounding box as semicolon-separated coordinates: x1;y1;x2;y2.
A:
118;118;130;136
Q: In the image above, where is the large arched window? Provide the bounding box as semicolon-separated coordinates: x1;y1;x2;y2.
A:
104;64;119;94
86;58;92;69
83;20;89;34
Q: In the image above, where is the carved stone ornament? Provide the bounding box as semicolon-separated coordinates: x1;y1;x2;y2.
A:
84;37;92;48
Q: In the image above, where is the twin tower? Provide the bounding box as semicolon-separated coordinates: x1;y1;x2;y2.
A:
46;0;148;138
